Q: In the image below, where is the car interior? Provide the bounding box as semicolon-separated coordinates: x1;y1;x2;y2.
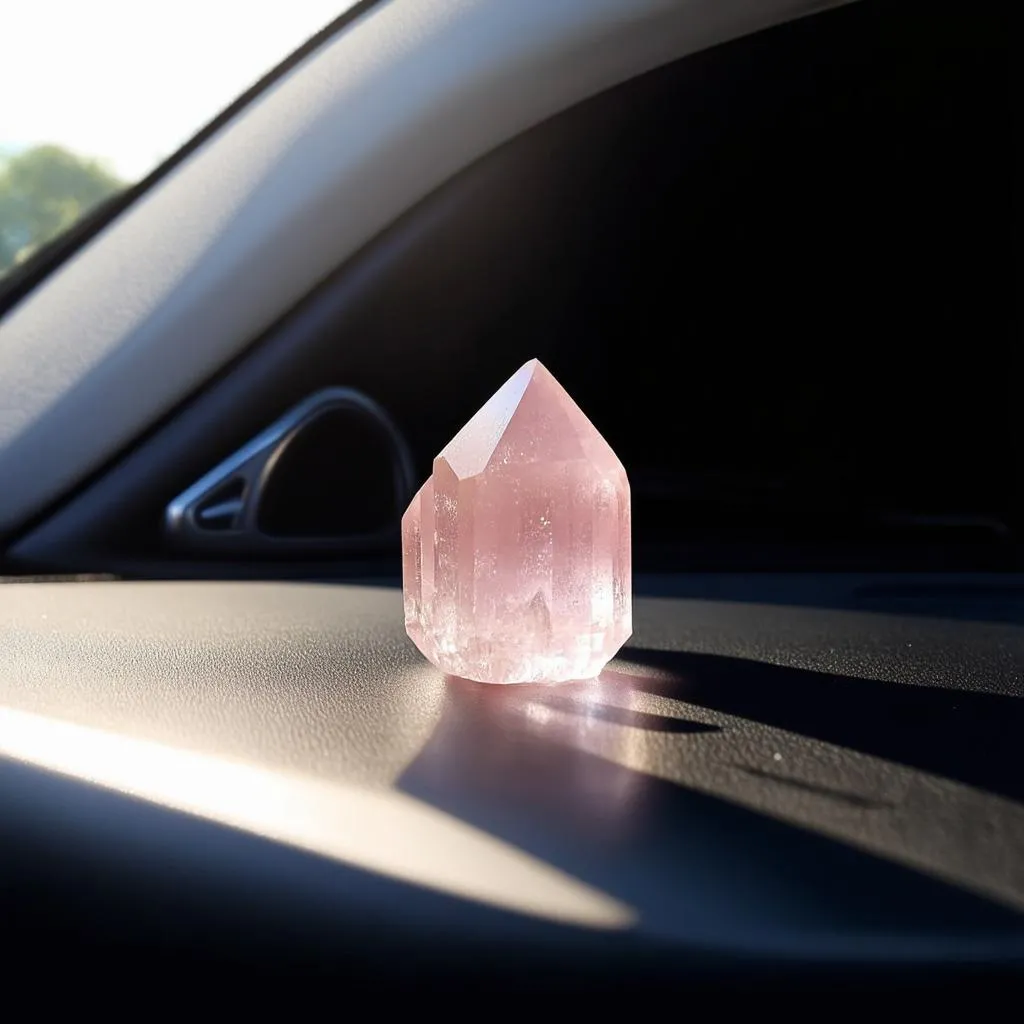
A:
0;0;1018;998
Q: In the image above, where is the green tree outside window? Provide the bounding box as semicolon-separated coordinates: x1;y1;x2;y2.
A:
0;144;124;275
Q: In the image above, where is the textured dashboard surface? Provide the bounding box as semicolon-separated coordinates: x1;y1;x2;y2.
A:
2;579;1022;970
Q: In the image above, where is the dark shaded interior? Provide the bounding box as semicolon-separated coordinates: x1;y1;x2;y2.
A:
5;0;1014;576
257;408;401;537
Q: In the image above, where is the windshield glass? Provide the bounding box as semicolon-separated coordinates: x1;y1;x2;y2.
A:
1;1;354;279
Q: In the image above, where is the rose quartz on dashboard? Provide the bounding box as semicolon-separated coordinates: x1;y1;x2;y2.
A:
402;359;631;684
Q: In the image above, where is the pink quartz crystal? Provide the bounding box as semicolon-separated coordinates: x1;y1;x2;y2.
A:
401;359;631;684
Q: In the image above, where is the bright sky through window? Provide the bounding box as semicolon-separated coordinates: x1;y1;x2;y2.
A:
2;1;354;178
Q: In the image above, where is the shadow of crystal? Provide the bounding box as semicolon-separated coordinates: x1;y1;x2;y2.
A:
397;660;1024;941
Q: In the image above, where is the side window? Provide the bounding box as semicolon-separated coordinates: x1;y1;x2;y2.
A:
0;1;352;280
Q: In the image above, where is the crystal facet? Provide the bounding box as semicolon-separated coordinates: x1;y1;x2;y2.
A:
402;359;631;684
